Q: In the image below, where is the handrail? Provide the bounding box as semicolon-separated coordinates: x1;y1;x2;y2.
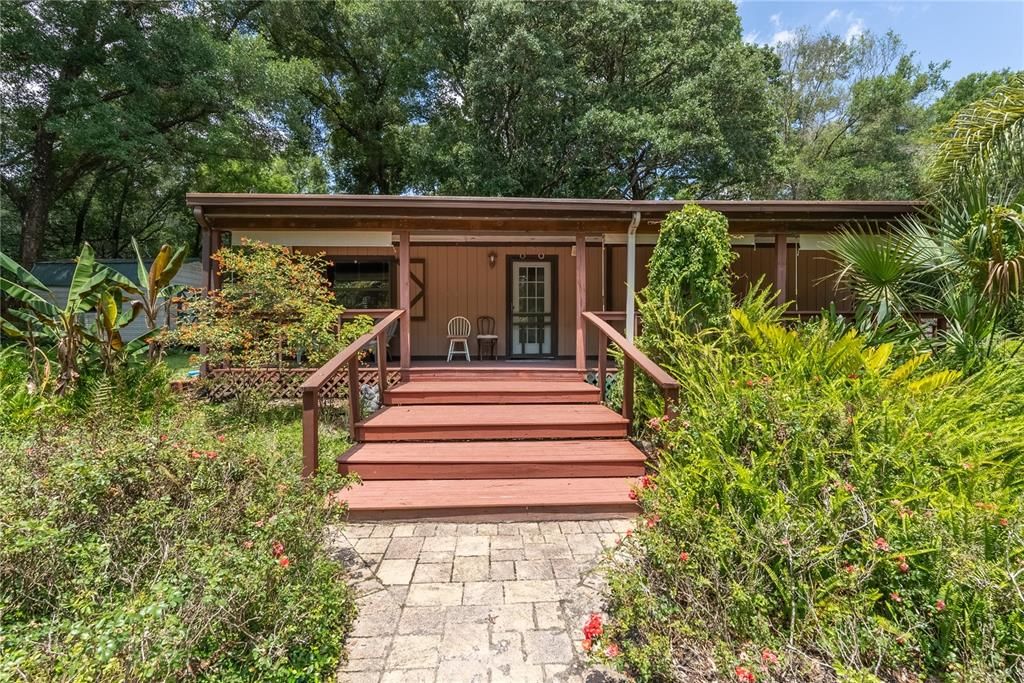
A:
301;308;404;477
582;311;679;430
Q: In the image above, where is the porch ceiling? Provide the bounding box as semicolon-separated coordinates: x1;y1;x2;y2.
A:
186;193;923;235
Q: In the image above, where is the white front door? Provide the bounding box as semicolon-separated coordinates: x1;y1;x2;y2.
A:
510;260;554;357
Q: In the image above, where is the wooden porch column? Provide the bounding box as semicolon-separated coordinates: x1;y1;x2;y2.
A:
398;231;411;374
575;234;586;370
775;232;788;306
210;230;224;289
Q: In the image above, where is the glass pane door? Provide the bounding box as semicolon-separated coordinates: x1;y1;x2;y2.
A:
510;261;553;357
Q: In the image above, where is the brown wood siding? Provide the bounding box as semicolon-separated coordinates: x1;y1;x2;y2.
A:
301;244;603;358
610;244;852;314
296;242;853;358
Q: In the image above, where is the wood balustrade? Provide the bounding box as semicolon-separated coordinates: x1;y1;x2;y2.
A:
301;309;405;477
582;311;679;430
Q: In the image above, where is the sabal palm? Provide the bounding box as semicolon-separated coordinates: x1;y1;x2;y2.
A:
827;75;1024;366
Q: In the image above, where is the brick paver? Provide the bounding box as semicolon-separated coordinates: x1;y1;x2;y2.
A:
331;519;633;683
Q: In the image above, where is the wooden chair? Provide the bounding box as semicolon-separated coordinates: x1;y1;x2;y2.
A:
446;316;472;362
476;315;498;360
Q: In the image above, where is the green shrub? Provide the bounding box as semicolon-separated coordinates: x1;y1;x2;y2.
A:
640;205;735;329
0;365;356;681
597;298;1024;682
172;239;370;369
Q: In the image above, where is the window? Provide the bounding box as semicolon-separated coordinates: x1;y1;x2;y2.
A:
327;259;393;309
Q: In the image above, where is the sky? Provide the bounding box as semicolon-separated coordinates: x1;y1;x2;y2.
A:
736;1;1024;82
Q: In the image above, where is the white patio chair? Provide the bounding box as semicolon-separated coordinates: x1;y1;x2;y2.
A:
446;315;472;362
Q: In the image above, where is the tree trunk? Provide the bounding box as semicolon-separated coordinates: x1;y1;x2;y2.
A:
19;126;57;268
72;175;100;252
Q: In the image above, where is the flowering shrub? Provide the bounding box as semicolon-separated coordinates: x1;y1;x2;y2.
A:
0;363;357;680
172;239;372;368
598;298;1024;682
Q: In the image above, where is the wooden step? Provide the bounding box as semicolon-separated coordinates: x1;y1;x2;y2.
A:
354;404;628;442
406;367;587;381
338;440;645;479
384;380;600;405
335;477;638;521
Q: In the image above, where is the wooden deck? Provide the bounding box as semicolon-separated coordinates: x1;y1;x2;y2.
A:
335;367;644;520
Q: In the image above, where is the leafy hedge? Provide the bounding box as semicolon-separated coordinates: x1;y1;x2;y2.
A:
597;300;1024;682
0;361;356;681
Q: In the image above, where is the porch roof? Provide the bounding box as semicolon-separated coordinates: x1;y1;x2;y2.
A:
186;193;923;235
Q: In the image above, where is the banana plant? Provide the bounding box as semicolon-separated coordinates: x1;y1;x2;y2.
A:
1;244;138;393
92;286;147;373
130;237;187;358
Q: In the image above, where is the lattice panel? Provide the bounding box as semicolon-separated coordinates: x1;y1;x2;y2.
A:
202;367;401;401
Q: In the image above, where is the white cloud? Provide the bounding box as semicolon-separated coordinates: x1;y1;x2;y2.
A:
823;9;842;24
845;18;865;43
769;13;782;28
771;29;797;46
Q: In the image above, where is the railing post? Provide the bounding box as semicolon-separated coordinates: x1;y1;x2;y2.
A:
622;355;634;431
663;387;678;420
597;330;607;403
348;356;361;428
302;387;319;477
376;330;387;396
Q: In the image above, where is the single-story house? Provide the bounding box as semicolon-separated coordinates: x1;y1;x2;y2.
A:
186;194;920;365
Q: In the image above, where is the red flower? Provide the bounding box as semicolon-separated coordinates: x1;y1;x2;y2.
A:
159;434;168;442
628;489;638;501
842;482;856;493
890;592;902;603
639;475;655;490
847;373;860;380
874;537;890;552
278;555;290;568
647;416;663;431
582;613;603;640
271;540;285;558
844;563;857;574
745;380;755;387
242;540;253;549
605;643;621;657
582;638;593;652
625;530;633;538
761;648;778;665
189;450;202;459
679;551;690;563
1000;518;1009;527
205;450;218;459
645;514;660;528
217;434;226;442
935;599;946;612
897;556;910;574
735;666;756;683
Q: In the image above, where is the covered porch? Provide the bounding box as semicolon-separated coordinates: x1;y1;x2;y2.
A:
189;194;921;371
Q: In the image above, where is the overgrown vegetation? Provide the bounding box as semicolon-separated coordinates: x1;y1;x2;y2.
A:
597;293;1023;682
1;241;186;394
0;356;356;681
170;240;371;368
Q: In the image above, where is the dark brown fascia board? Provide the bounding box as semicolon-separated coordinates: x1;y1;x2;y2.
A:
187;193;923;233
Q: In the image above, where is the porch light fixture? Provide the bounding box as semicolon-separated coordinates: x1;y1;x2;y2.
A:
488;251;497;268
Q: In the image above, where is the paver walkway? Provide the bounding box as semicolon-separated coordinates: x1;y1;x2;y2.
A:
329;519;634;683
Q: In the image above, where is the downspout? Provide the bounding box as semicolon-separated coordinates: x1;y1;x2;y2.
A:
625;211;640;342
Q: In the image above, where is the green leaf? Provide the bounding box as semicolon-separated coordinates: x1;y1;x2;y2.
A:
0;251;47;290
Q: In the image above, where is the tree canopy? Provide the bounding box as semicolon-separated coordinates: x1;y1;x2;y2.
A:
1;0;1017;265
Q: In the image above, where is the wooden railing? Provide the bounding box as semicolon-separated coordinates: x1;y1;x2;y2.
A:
583;311;679;430
301;309;405;477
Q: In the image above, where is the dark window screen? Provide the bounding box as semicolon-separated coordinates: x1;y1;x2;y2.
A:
329;260;392;309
